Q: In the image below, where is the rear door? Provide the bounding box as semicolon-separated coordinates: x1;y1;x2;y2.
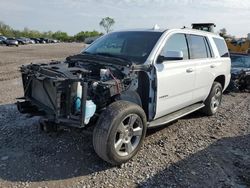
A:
154;33;196;119
187;34;217;102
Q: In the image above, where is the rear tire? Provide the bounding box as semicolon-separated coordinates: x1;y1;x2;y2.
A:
202;82;223;116
93;101;147;165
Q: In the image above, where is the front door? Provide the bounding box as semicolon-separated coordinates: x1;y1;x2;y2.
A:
154;33;196;119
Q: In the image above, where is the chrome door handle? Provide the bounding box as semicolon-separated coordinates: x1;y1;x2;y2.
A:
186;68;194;73
210;64;216;68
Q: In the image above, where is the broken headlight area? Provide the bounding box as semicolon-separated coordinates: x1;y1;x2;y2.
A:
227;70;250;92
17;56;137;128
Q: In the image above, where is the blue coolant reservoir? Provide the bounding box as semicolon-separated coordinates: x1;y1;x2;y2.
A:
75;81;96;124
84;100;96;124
75;99;96;124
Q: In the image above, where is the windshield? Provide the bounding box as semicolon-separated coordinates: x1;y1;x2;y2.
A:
83;31;163;64
231;55;250;68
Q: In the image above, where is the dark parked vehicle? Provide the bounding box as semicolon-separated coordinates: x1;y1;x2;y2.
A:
17;37;29;45
49;39;59;43
30;38;42;44
26;38;35;44
84;36;101;44
39;38;47;43
0;36;7;45
227;53;250;91
5;38;18;46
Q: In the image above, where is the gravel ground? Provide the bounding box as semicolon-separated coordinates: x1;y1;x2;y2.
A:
0;44;249;188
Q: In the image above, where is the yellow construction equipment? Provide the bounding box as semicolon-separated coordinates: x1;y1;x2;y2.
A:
226;38;250;54
191;23;250;54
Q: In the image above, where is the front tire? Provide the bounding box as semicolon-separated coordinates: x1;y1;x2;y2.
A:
202;82;223;116
93;101;147;165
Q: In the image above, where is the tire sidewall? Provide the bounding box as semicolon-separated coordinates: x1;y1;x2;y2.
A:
208;82;223;114
105;102;147;164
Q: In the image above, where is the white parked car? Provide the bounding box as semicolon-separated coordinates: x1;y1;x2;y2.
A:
17;28;231;165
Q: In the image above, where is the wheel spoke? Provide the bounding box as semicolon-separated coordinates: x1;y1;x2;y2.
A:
125;141;133;154
114;113;144;157
117;122;126;133
115;139;123;151
215;100;220;106
128;115;137;127
215;90;221;98
133;127;142;136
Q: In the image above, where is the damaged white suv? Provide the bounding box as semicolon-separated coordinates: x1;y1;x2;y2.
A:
17;28;231;165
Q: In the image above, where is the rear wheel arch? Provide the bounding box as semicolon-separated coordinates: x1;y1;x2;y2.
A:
214;75;225;90
202;81;223;116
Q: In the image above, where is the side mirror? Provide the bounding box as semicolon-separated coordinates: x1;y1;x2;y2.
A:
157;50;184;63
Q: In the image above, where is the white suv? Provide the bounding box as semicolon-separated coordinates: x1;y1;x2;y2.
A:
18;28;231;165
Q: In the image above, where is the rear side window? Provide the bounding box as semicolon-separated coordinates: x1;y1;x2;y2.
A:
213;38;229;57
161;33;189;60
188;35;208;59
205;38;215;57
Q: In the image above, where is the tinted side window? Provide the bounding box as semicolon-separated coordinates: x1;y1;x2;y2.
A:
213;38;229;57
205;38;215;57
161;33;189;60
188;35;208;59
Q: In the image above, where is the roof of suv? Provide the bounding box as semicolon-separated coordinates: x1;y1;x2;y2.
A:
112;28;166;33
112;28;222;38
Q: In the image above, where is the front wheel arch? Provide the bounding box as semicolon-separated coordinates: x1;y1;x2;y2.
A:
93;100;147;165
115;90;142;107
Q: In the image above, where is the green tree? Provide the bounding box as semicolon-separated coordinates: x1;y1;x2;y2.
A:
0;20;104;42
52;31;69;41
99;17;115;33
74;30;101;42
0;21;14;37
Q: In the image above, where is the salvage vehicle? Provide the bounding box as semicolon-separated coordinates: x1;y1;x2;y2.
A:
17;28;231;165
227;53;250;91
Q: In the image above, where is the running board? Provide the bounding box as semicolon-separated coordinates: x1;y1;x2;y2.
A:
148;103;205;128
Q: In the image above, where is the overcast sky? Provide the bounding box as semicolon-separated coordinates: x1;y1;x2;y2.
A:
1;0;250;37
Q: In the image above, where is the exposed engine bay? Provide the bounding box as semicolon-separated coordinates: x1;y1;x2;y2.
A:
227;54;250;92
17;54;144;127
227;70;250;92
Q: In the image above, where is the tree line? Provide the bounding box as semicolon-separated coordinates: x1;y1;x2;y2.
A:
0;21;102;42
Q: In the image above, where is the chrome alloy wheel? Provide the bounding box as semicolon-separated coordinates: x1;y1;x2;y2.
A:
114;114;143;157
211;87;222;112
